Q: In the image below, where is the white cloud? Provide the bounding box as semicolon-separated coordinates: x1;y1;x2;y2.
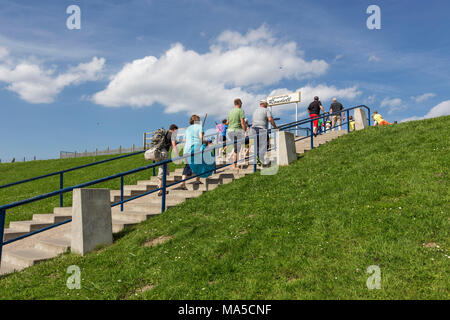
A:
401;100;450;122
368;55;381;62
0;47;9;60
92;25;329;117
380;97;406;114
381;98;402;108
411;93;436;103
0;48;105;103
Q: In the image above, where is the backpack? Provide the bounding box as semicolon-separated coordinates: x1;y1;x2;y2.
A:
144;128;168;161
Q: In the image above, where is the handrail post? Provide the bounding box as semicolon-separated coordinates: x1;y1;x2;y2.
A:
347;110;350;133
120;176;124;212
310;120;314;150
59;172;64;207
0;209;5;268
161;163;167;213
367;107;371;126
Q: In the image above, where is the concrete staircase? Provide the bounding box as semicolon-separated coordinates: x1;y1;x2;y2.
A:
0;130;347;276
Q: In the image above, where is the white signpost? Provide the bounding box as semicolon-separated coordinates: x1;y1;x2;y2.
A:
266;91;301;135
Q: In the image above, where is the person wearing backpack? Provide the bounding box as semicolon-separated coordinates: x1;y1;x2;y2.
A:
155;124;179;196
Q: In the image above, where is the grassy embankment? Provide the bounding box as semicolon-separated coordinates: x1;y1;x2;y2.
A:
0;116;448;299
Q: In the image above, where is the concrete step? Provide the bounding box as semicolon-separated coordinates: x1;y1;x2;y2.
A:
110;189;132;198
122;202;177;213
185;182;217;191
150;176;182;183
3;229;30;242
35;237;71;255
8;221;54;233
112;219;138;233
115;189;203;202
32;213;72;224
136;180;159;187
53;207;72;215
3;248;57;268
126;195;188;205
124;184;156;192
111;210;160;223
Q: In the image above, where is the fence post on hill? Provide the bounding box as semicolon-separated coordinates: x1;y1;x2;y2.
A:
310;121;314;150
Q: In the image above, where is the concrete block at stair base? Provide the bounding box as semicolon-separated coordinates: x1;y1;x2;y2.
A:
354;108;369;130
276;131;297;166
71;188;113;256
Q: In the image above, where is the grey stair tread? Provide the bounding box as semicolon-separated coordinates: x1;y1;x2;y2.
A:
9;221;53;231
53;207;72;214
3;229;29;241
32;214;71;222
112;211;160;217
112;219;138;226
38;237;71;247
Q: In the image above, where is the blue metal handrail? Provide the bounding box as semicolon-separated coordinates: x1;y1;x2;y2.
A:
0;104;370;267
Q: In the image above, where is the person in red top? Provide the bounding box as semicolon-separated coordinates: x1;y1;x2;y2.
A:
307;96;326;137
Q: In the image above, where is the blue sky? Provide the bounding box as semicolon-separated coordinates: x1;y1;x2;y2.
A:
0;0;449;162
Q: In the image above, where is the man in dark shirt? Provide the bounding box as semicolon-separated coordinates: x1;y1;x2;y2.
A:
307;96;326;137
329;98;346;131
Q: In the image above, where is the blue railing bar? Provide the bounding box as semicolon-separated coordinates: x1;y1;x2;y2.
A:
0;150;145;190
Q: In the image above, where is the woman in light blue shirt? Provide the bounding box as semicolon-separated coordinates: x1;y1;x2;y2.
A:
178;115;214;189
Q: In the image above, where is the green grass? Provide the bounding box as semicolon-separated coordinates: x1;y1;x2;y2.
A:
0;152;181;227
0;116;449;299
